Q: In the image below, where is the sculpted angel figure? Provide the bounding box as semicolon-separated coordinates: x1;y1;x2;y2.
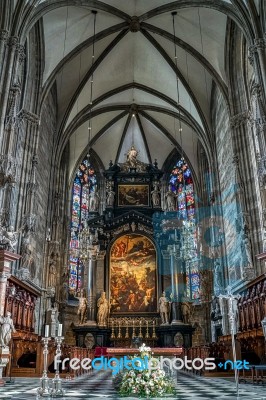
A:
0;312;16;348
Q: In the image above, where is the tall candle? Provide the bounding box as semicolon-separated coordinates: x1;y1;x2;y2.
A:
45;325;49;337
58;323;62;337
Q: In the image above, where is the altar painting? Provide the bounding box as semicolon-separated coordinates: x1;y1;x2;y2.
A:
110;234;156;313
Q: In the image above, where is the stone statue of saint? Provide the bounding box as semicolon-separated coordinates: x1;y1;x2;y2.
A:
77;289;88;325
97;291;109;326
181;302;191;324
48;259;57;288
0;312;16;348
165;186;176;211
151;182;160;207
89;188;100;212
106;188;115;207
158;291;170;324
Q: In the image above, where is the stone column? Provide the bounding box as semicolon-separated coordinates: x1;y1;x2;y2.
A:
0;30;8;89
0;36;18;148
86;250;97;325
169;245;183;324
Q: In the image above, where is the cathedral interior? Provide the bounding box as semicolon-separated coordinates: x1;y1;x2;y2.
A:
0;0;266;399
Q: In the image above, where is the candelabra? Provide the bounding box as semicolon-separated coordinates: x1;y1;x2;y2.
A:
117;320;122;339
152;321;157;339
125;321;129;339
132;319;136;338
145;321;149;339
138;320;143;338
111;320;116;339
50;330;64;397
37;332;51;397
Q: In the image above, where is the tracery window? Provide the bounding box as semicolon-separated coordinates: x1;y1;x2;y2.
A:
169;158;199;299
69;157;97;292
169;158;195;220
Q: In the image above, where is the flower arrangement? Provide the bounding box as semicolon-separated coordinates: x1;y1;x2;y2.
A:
116;343;176;398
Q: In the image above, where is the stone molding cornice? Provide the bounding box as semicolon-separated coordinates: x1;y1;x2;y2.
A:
249;37;266;64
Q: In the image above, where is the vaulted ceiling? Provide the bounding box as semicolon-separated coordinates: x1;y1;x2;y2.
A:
34;1;240;180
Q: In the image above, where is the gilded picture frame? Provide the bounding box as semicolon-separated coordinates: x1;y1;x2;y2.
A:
118;184;149;207
109;234;157;314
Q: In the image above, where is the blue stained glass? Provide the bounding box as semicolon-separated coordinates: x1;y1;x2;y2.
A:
169;157;199;299
68;156;97;291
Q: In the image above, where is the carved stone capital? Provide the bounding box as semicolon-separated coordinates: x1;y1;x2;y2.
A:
254;37;266;50
8;36;18;48
230;110;253;129
251;82;262;98
0;30;8;42
17;109;40;127
248;37;266;65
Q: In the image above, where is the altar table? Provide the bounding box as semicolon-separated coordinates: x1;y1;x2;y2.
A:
106;347;183;357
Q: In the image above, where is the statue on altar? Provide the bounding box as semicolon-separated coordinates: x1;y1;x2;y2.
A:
165;186;176;211
0;312;16;348
97;291;109;326
158;291;170;325
77;289;88;325
127;146;138;168
181;301;191;324
106;184;115;207
151;181;161;207
89;187;100;212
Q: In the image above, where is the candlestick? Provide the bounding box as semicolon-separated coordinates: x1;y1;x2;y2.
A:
139;320;143;338
58;324;62;337
50;335;65;397
132;319;136;339
152;320;157;339
117;320;122;339
125;321;129;339
111;320;115;339
145;320;149;339
45;325;49;338
37;336;51;397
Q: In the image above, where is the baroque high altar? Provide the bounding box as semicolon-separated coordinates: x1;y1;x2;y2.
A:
70;147;195;349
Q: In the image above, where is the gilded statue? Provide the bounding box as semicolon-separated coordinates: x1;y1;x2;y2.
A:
97;291;109;326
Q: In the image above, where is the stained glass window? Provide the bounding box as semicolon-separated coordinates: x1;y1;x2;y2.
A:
169;158;195;220
169;157;199;299
69;157;97;291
